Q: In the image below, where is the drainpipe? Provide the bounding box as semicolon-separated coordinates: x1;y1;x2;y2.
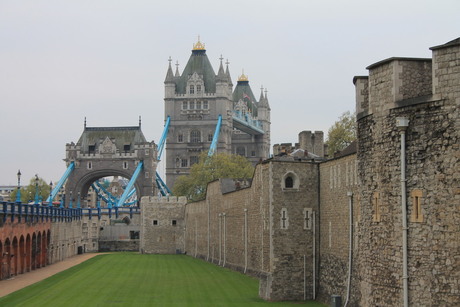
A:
396;117;409;307
244;208;248;273
344;191;353;307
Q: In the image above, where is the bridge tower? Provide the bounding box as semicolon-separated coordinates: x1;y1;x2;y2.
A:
164;38;271;189
64;121;157;207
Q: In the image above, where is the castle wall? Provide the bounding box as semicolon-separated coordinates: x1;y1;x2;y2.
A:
140;196;187;254
318;154;359;304
355;41;459;306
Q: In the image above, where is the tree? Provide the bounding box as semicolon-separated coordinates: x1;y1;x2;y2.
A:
10;176;51;203
173;152;254;201
326;111;357;157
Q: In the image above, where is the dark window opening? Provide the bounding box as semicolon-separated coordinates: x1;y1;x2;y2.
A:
88;145;96;153
130;231;140;240
124;144;131;152
172;220;177;226
285;176;294;188
153;220;158;225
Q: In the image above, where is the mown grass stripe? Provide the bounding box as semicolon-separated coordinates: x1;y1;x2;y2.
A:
0;253;325;307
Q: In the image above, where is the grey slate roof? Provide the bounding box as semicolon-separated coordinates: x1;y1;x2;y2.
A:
77;126;148;152
175;49;216;94
232;80;258;116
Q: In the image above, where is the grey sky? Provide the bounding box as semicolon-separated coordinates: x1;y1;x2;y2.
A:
0;0;459;185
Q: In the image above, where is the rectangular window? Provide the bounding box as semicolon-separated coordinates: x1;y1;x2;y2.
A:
130;231;140;239
178;134;183;143
181;159;188;167
88;145;96;154
124;144;131;152
196;101;201;109
208;134;213;142
196;85;201;94
203;101;208;109
182;101;188;110
190;156;199;166
410;190;423;222
172;220;177;226
189;85;194;94
303;208;312;230
251;150;256;157
189;101;195;110
372;192;381;222
153;220;158;225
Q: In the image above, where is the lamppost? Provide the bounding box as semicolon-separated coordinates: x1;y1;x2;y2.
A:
49;181;53;206
34;174;40;205
16;170;21;203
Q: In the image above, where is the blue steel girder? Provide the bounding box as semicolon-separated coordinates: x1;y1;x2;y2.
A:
48;162;75;203
157;116;170;160
156;171;171;196
208;115;222;157
116;161;143;207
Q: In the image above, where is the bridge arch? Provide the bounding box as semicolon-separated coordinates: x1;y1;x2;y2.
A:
63;124;157;207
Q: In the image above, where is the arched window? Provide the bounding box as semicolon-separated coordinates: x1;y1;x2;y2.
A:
282;172;299;190
285;176;294;188
190;130;201;143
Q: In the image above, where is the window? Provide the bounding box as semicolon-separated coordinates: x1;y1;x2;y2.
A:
87;162;92;170
285;176;294;188
129;231;140;239
145;149;150;156
88;145;96;154
181;159;188;167
189;101;195;109
182;101;188;110
189;85;194;94
190;130;201;143
282;172;299;189
203;101;208;109
190;156;199;166
124;144;131;152
236;146;246;156
303;208;313;230
172;220;177;226
123;161;128;169
410;190;423;222
208;134;213;142
196;101;201;109
196;85;201;94
153;220;158;226
372;192;381;222
178;133;183;143
251;151;256;157
280;208;288;230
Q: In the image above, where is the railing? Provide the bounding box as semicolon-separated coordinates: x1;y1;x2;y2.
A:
1;202;140;223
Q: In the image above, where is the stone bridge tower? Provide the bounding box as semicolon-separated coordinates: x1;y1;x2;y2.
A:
164;38;271;189
64;121;157;207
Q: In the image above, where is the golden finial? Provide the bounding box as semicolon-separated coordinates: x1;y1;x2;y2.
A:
238;69;248;81
193;35;206;50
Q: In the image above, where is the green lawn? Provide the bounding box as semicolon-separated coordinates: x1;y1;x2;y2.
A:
0;253;325;307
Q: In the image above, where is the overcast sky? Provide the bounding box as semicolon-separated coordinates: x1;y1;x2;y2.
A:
0;0;459;185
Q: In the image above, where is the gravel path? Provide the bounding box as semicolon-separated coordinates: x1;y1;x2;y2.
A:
0;253;101;298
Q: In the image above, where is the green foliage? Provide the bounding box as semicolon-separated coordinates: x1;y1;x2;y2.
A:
9;176;51;203
173;153;254;201
0;253;325;306
326;111;357;157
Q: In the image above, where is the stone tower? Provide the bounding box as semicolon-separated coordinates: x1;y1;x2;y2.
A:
164;39;271;189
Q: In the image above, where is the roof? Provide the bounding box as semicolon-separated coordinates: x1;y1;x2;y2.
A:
175;49;216;94
232;80;258;116
77;126;148;151
366;57;431;70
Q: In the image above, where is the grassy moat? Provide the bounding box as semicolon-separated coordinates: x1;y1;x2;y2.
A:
0;253;325;306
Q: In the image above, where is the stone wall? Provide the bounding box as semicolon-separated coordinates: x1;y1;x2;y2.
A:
355;39;459;306
318;153;359;304
140;196;187;254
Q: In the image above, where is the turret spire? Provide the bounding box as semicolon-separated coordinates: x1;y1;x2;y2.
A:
164;56;174;83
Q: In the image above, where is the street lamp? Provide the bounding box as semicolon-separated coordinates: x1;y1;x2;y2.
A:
16;170;21;203
34;174;40;205
49;181;53;206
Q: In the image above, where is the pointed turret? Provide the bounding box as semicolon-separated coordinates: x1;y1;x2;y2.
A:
232;71;258;116
164;57;174;83
164;57;175;98
174;61;180;77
